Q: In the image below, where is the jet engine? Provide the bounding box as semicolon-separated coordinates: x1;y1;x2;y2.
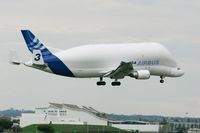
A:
130;70;150;79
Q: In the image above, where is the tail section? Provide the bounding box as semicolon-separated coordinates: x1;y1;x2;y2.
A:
32;50;45;65
21;30;74;77
21;30;52;63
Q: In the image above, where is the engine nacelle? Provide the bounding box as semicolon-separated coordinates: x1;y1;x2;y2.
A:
131;70;150;79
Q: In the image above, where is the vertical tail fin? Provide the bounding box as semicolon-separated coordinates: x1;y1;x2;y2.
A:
21;30;74;77
21;30;52;63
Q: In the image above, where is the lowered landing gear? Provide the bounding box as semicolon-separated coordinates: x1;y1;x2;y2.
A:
160;76;164;83
97;81;106;86
96;78;121;86
97;77;106;86
111;79;121;86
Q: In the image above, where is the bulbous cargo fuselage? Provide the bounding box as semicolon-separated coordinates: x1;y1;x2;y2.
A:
55;43;183;78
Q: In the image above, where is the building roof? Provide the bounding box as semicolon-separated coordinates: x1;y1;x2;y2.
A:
48;102;107;119
49;103;63;109
64;103;82;111
35;107;48;110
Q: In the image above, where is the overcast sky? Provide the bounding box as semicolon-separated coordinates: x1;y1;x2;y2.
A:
0;0;200;117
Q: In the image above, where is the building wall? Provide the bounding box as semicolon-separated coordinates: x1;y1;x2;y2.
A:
112;124;160;132
66;109;107;125
20;107;107;127
20;113;48;127
188;128;200;133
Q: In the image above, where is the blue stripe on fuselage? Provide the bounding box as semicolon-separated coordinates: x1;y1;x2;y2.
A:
43;54;75;77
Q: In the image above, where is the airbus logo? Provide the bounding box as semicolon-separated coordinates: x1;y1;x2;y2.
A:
137;60;159;65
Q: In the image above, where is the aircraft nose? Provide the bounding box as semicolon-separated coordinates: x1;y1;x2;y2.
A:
179;69;184;76
171;68;184;77
177;68;184;77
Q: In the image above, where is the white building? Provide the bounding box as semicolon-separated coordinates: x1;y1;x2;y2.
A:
188;128;200;133
20;103;108;127
112;124;159;132
110;121;160;132
20;102;160;132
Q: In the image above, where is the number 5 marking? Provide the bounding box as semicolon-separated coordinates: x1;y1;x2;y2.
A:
34;53;41;61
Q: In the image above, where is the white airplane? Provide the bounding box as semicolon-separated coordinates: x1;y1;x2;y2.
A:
10;30;184;86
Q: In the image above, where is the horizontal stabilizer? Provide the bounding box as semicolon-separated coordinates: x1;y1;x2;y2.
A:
9;50;21;65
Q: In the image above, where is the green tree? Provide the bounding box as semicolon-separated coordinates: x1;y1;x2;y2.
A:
175;126;187;133
37;124;55;133
0;118;13;131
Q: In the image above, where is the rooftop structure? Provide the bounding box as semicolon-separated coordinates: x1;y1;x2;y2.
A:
20;102;108;127
20;102;160;132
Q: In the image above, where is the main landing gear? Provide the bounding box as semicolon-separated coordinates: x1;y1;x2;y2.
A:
160;76;164;83
96;78;121;86
96;77;106;86
111;79;121;86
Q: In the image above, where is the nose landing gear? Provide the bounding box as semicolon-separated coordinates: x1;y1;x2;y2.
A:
160;76;164;83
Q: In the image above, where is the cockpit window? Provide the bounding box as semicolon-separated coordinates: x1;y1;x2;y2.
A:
177;68;181;70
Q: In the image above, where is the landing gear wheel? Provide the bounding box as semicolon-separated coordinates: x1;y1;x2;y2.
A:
111;81;121;86
97;81;106;86
97;77;106;86
160;79;164;83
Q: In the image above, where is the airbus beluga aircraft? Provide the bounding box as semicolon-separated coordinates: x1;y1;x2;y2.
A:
10;30;184;86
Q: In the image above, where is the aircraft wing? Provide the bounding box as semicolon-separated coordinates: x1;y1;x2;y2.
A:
105;61;134;79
